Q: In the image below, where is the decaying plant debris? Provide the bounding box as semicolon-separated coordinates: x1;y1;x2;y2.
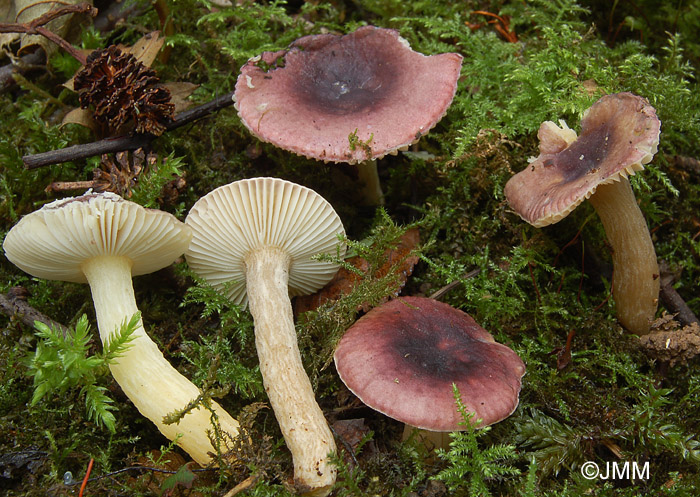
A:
1;1;700;496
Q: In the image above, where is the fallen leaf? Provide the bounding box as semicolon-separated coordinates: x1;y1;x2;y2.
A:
123;31;164;67
164;81;199;113
128;450;214;497
61;107;94;129
13;0;88;56
160;462;197;496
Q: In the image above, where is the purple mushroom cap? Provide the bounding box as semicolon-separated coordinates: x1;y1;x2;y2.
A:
504;92;661;227
234;26;463;164
334;297;526;431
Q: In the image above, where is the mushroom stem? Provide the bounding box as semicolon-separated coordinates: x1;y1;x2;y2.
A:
81;255;241;465
356;160;384;205
588;179;660;335
245;246;336;496
402;425;451;451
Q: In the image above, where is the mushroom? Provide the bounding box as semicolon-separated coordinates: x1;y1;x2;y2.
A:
233;25;462;205
185;177;346;495
334;296;526;450
504;92;662;335
2;193;240;465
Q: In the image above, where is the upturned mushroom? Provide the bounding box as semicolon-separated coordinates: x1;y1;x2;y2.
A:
504;92;662;335
334;296;526;450
234;26;462;205
2;193;240;465
185;177;346;496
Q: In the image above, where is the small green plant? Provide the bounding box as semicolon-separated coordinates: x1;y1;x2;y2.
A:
434;385;520;496
630;385;700;463
514;408;590;478
25;313;139;433
348;128;374;159
129;153;186;210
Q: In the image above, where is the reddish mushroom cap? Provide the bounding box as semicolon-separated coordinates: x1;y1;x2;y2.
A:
504;92;661;227
234;26;463;164
334;297;526;431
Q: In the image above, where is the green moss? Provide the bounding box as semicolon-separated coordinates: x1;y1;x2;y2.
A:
2;0;700;495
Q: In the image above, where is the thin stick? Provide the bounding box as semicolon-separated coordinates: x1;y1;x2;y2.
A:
23;90;236;169
658;262;699;327
45;180;100;193
0;3;96;65
0;287;70;336
428;269;480;301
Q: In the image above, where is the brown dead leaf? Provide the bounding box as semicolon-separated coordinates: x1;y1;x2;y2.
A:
127;450;213;497
332;418;371;469
61;106;94;128
294;228;420;315
122;31;164;67
13;0;88;56
333;418;370;452
164;81;199;113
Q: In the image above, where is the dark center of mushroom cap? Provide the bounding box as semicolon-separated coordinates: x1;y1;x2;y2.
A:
546;120;614;181
392;310;494;382
290;30;399;115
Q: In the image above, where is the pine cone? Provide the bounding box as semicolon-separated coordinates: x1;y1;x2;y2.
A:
92;149;148;197
74;46;174;136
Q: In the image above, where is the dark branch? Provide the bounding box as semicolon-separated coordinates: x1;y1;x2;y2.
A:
23;90;236;169
0;3;96;65
659;262;699;327
0;287;70;336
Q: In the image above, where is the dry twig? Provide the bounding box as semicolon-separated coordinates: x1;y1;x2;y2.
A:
0;287;69;336
0;3;97;65
23;90;236;169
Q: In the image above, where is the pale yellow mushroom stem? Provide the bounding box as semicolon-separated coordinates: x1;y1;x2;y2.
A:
82;255;241;465
588;179;660;335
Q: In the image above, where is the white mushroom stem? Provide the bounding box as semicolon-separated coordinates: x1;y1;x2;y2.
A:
588;179;660;335
356;160;385;206
245;246;336;496
81;255;241;465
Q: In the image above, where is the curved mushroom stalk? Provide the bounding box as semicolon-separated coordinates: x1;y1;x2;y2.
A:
588;179;660;335
3;193;242;467
504;92;662;335
83;255;241;465
245;247;336;494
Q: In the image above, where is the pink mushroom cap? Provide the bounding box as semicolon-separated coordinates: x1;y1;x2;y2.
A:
334;297;526;431
504;92;661;227
233;26;463;164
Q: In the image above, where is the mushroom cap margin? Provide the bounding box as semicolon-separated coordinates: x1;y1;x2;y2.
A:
3;192;193;283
